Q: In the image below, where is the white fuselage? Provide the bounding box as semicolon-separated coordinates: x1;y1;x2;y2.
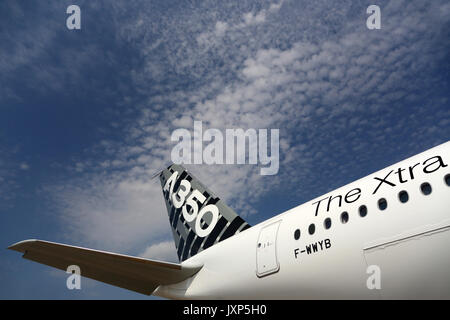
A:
155;141;450;299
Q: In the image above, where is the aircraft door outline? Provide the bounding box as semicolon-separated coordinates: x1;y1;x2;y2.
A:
256;220;282;278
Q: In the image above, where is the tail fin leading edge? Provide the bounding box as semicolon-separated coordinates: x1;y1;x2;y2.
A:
159;164;251;262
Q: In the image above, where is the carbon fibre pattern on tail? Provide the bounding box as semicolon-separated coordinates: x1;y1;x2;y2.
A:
159;164;251;262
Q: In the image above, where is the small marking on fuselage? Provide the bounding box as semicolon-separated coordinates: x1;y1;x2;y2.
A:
294;238;332;259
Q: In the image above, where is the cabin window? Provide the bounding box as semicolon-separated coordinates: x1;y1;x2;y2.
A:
308;223;315;235
420;182;432;195
359;205;367;217
445;174;450;187
398;190;408;203
294;229;301;240
378;198;387;210
340;211;349;224
324;218;332;230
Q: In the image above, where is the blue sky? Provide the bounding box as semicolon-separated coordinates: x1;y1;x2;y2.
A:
1;0;449;299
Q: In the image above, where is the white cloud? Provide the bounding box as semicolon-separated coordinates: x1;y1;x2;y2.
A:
214;21;228;37
243;11;266;26
139;241;178;263
42;0;450;259
47;171;169;253
196;1;284;47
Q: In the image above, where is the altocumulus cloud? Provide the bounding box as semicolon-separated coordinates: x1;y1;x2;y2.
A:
139;241;178;263
37;0;450;259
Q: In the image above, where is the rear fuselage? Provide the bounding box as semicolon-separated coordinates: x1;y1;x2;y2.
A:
155;141;450;299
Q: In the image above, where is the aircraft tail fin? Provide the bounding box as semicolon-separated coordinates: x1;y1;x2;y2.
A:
159;164;251;262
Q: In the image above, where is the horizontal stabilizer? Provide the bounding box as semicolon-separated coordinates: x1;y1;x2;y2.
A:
8;239;202;295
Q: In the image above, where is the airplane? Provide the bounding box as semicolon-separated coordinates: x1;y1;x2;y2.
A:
9;140;450;299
